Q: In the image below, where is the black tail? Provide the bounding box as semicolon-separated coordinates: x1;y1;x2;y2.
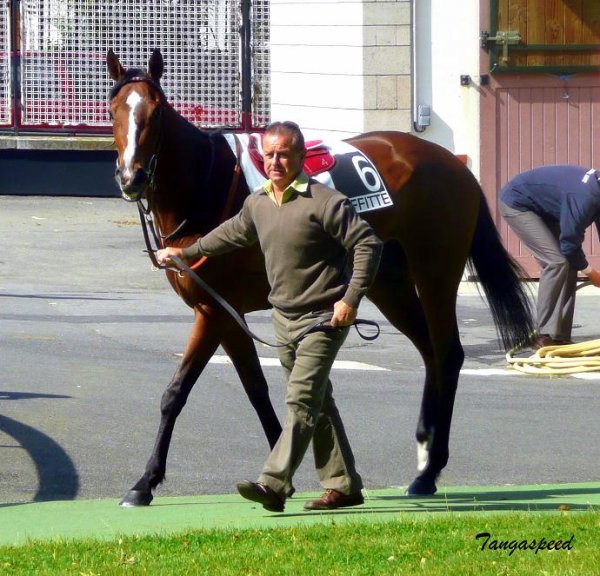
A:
467;191;535;350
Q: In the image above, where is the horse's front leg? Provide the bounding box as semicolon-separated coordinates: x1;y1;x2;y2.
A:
220;322;282;449
120;307;221;507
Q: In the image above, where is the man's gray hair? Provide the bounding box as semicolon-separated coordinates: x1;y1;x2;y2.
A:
264;121;305;152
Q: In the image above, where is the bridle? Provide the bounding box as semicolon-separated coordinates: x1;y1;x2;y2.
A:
133;98;163;195
111;75;164;201
111;74;242;269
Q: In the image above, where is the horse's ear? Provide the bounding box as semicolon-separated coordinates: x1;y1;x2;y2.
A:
107;49;125;81
148;49;164;83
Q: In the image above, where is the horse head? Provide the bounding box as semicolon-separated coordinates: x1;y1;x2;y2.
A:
107;48;165;202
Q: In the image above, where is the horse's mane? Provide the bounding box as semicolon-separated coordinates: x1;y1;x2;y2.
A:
109;68;166;100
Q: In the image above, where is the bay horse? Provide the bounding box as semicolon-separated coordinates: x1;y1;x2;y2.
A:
107;49;534;507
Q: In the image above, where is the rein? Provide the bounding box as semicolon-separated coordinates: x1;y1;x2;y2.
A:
166;256;380;348
137;200;163;269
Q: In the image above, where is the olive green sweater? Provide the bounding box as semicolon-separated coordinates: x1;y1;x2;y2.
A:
182;179;382;315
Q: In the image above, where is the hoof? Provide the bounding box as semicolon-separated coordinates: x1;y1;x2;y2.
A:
120;489;154;507
406;477;437;497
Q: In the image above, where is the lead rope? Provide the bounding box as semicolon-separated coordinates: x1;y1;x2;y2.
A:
135;212;380;347
165;255;380;348
137;201;163;269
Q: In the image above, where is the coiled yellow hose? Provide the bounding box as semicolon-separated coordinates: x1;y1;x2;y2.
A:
507;339;600;375
506;281;599;375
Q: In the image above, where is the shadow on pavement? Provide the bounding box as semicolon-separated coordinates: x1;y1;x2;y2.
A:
0;413;79;503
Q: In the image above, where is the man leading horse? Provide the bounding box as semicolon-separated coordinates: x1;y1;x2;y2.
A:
157;121;383;512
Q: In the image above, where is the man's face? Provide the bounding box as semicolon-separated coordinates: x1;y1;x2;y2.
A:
262;132;305;190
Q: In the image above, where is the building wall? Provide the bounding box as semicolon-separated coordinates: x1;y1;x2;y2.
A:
415;0;481;177
270;0;412;140
270;0;481;177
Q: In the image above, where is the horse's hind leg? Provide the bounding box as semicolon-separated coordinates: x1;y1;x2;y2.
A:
220;322;282;449
407;272;464;496
120;308;221;507
368;241;440;492
369;240;464;496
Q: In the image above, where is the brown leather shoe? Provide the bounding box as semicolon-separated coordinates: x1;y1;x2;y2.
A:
303;489;364;511
236;480;285;512
533;335;574;350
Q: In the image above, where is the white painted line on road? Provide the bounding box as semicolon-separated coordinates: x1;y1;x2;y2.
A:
460;368;514;376
175;355;600;378
572;372;600;380
186;356;600;377
207;355;389;371
461;368;600;379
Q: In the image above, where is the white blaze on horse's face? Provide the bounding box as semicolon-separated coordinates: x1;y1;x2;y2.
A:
111;81;162;202
122;90;143;184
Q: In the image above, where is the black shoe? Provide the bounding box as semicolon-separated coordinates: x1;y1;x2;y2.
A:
236;480;285;512
532;334;553;350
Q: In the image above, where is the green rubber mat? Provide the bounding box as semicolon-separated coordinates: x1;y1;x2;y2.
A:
1;482;598;546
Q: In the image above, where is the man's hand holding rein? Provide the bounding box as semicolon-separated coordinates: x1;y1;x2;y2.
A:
156;246;184;266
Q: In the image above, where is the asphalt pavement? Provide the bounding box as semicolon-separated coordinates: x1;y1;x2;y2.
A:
2;195;600;518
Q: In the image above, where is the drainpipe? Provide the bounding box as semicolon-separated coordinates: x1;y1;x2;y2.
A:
412;0;429;133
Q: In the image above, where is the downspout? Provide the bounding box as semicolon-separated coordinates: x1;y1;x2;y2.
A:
412;0;428;133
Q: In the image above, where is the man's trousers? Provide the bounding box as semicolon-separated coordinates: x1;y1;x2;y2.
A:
499;200;577;340
258;308;363;498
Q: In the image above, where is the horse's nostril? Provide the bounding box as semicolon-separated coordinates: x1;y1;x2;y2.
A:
131;170;147;187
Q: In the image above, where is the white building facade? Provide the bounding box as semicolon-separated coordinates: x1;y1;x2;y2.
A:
270;0;481;175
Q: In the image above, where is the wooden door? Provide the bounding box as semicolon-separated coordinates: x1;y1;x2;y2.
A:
480;0;600;276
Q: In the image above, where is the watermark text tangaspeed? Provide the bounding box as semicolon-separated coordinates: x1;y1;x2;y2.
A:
475;532;574;556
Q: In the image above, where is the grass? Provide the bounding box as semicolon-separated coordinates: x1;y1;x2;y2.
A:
1;511;598;576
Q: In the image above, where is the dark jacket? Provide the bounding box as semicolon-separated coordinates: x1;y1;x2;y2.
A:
500;165;600;270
